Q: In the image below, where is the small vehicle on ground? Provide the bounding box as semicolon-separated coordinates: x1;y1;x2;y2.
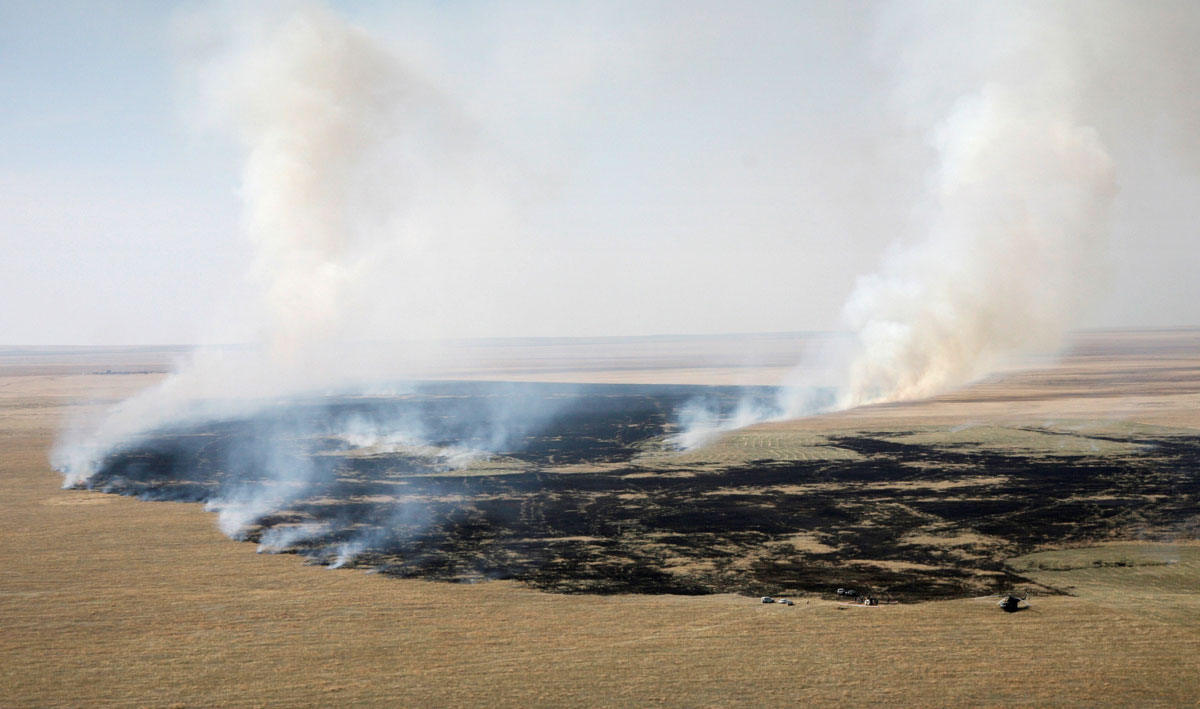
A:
998;595;1028;612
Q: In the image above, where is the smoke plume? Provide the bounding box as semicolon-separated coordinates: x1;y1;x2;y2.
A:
838;87;1115;407
834;2;1117;408
56;2;503;485
677;1;1126;443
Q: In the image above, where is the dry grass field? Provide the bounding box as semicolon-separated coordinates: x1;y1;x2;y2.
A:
2;331;1199;706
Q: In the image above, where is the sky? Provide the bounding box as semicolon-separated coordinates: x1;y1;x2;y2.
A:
2;0;1198;346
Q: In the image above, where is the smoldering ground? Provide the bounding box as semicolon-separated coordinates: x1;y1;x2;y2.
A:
74;382;771;562
70;380;1200;600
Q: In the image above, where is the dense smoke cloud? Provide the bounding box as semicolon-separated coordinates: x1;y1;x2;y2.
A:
838;89;1115;406
833;1;1118;408
681;0;1191;440
183;2;517;359
57;2;504;487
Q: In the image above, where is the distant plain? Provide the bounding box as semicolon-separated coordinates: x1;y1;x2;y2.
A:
2;329;1198;706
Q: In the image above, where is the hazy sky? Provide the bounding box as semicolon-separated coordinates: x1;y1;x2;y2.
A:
3;0;1198;346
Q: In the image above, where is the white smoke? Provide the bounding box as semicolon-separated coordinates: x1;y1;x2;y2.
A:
257;522;333;554
332;415;490;469
839;86;1115;407
189;1;508;360
673;1;1124;444
55;2;508;489
669;397;772;451
55;347;291;487
780;1;1118;414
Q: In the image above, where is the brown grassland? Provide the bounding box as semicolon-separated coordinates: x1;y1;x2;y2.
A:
2;331;1199;706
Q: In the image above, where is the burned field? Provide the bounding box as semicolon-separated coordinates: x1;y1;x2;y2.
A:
78;381;1200;602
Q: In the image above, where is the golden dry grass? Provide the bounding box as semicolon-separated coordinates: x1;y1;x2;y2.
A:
3;332;1200;706
1008;543;1200;625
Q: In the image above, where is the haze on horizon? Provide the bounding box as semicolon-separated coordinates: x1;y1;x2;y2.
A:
3;0;1199;348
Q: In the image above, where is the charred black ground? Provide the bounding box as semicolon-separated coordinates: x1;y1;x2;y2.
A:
80;381;1200;601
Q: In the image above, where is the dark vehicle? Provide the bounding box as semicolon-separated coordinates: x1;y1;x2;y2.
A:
998;595;1026;612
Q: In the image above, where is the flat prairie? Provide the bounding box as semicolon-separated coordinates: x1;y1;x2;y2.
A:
2;330;1198;707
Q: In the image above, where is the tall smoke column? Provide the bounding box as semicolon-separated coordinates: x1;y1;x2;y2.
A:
839;91;1115;407
829;3;1116;410
56;2;482;487
199;2;470;365
235;6;377;359
668;2;1123;446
